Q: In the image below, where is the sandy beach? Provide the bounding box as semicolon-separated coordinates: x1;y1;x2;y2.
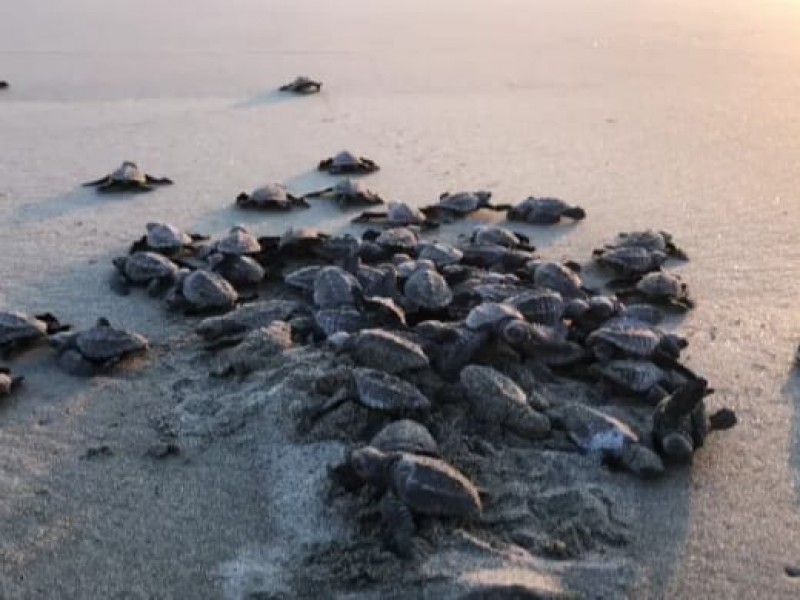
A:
1;0;800;598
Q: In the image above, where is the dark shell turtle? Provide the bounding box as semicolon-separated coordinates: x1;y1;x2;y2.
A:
0;365;23;396
370;419;439;456
349;446;482;557
307;367;431;425
586;321;686;363
396;259;435;281
414;321;488;380
278;227;331;258
507;196;586;225
236;183;309;211
305;178;384;209
416;242;463;268
652;378;737;463
623;303;665;325
500;319;586;366
0;311;68;356
318;150;379;175
278;76;322;94
506;289;564;325
166;269;238;314
208;253;265;289
527;261;586;299
607;229;688;260
111;251;179;296
464;302;523;333
459;365;551;439
333;329;429;374
352;201;439;230
210;321;294;377
314;306;367;337
215;225;262;256
371;227;419;254
404;268;453;310
313;266;361;309
593;247;667;277
589;359;672;403
548;402;664;479
460;244;535;271
613;271;694;310
466;225;534;251
284;265;322;292
50;318;148;376
195;299;310;347
420;190;511;222
356;263;400;299
82;161;172;193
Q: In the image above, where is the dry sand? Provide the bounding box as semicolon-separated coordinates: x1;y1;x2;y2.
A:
1;0;800;598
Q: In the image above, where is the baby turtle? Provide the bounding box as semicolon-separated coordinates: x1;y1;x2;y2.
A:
50;318;148;376
464;302;523;333
314;306;367;337
111;251;179;296
128;222;208;257
507;197;586;225
370;420;439;456
278;76;322;94
416;242;463;268
0;311;68;356
421;190;511;222
208;253;266;289
215;225;262;256
313;266;362;309
210;322;294;378
0;366;23;396
549;402;664;479
235;183;309;211
528;261;586;299
460;244;535;272
506;289;565;326
332;329;429;374
166;269;238;314
349;446;482;557
500;320;586;366
606;229;688;260
593;247;667;278
352;202;439;229
305;178;384;209
278;227;331;259
306;367;431;425
467;225;534;250
459;365;551;439
318;150;379;175
586;321;686;363
82;161;173;193
652;378;737;463
404;268;453;311
195;299;310;348
590;359;673;404
613;271;694;310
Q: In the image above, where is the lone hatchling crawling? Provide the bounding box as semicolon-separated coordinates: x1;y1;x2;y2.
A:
83;161;173;193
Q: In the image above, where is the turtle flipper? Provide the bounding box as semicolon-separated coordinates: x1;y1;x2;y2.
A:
82;176;111;187
708;408;737;431
301;389;351;430
352;211;388;223
58;349;96;377
304;187;333;198
145;174;173;185
381;492;415;559
612;441;664;479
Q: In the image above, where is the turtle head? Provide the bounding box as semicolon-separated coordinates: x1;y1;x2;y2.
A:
562;206;586;220
501;319;531;348
230;224;248;234
349;446;392;486
658;333;688;359
235;192;250;206
96;317;111;328
112;256;127;272
475;190;493;206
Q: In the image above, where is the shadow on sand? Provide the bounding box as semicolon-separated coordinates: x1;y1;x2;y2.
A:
11;185;153;226
231;89;303;110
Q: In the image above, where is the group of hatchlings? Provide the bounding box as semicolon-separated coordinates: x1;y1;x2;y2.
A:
0;76;740;559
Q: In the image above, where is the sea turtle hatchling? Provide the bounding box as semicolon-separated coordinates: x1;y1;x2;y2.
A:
612;271;694;310
348;446;482;557
210;321;294;378
420;190;511;222
352;202;440;230
82;161;173;193
318;150;380;175
207;253;266;289
467;225;535;250
305;178;384;209
589;359;674;404
329;329;429;374
313;266;362;309
507;196;586;225
548;402;664;479
111;251;179;297
586;321;686;363
165;269;239;314
593;247;668;278
305;367;431;426
652;378;737;463
527;261;587;299
49;318;149;376
0;311;69;356
195;299;310;348
403;268;453;311
369;420;440;456
214;225;262;256
278;76;322;94
0;365;23;396
464;302;524;334
235;183;310;211
459;365;551;440
606;229;688;260
128;222;208;256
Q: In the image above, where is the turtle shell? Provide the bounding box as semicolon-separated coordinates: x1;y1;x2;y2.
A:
247;183;292;208
506;289;564;325
284;265;322;292
370;419;439;456
116;252;178;283
586;325;661;359
438;191;489;213
508;197;571;223
182;270;238;310
459;365;550;439
210;254;265;287
594;359;665;393
552;403;639;450
348;329;429;373
216;226;261;255
396;259;435;280
0;312;48;346
146;222;191;252
313;266;361;309
635;272;682;299
375;227;418;253
416;242;463;267
75;321;148;362
622;304;665;325
531;262;584;298
352;368;431;411
356;264;398;298
470;225;522;248
404;269;452;309
333;179;383;205
387;202;426;226
390;453;482;517
611;229;670;252
465;302;523;332
110;161;146;184
195;299;309;342
314;307;366;337
595;247;667;275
